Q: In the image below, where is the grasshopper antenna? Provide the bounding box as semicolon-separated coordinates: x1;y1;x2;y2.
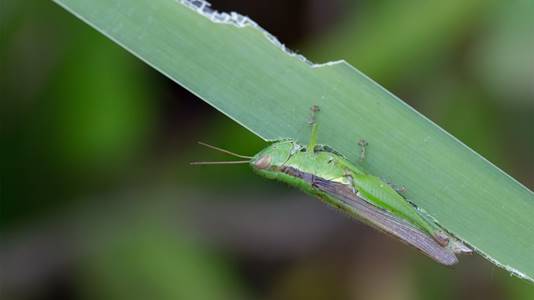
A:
190;142;253;165
197;142;253;159
190;160;250;165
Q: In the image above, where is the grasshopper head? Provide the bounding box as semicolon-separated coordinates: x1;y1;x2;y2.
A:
251;140;299;172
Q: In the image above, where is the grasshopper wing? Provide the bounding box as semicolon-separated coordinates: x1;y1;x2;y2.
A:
312;178;458;266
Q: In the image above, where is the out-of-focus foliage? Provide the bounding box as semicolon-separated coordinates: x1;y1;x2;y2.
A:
470;2;534;106
1;1;533;300
1;1;155;226
79;208;246;300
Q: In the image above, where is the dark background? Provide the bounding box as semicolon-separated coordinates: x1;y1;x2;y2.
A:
1;0;533;299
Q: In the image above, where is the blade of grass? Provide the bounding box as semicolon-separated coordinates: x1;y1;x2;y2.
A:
51;0;534;280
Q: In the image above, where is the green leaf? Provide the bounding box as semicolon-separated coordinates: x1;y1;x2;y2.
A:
52;0;534;281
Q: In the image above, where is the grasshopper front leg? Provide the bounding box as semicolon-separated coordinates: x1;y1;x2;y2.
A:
307;105;320;153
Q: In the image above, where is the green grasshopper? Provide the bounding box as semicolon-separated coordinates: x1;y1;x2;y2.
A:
192;105;471;265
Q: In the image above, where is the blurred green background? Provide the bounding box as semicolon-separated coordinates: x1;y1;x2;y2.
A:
1;0;533;299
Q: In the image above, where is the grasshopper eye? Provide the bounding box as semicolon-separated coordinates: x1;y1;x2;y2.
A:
254;155;272;169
